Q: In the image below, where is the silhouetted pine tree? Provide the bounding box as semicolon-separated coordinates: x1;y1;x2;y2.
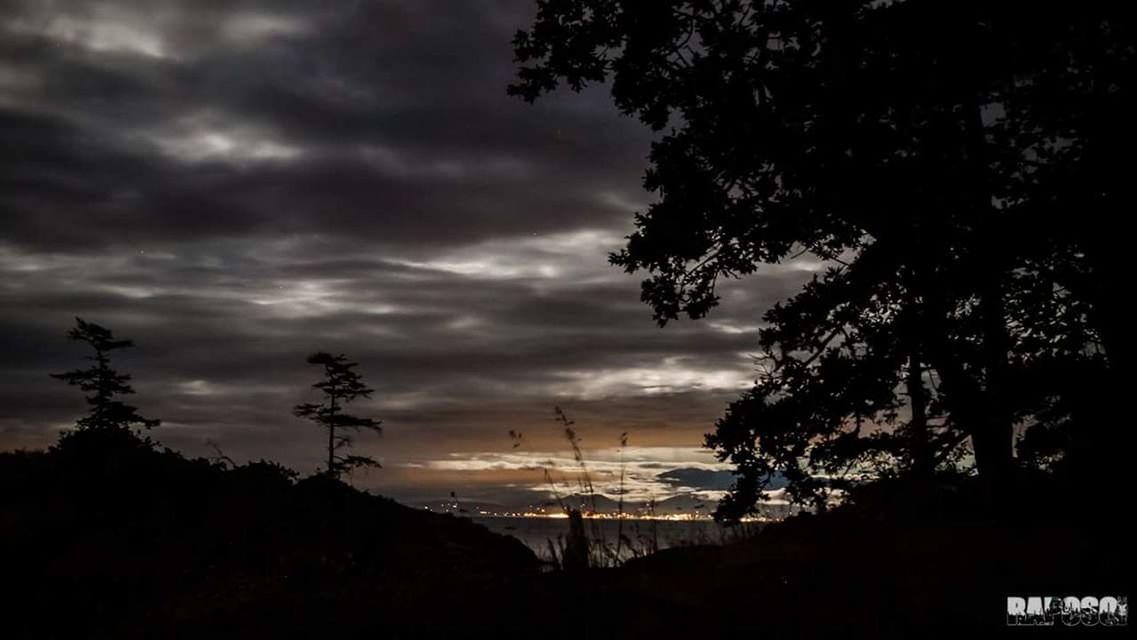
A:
293;352;382;479
50;317;160;432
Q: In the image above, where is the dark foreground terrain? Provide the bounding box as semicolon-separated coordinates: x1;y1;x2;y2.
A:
2;432;1128;638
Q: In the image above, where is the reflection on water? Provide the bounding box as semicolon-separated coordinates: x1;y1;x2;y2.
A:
471;516;761;563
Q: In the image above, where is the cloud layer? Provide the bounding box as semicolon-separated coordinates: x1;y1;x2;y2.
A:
0;0;814;508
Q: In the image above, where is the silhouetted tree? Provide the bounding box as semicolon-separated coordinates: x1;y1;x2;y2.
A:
294;352;382;480
50;317;160;433
512;2;1129;518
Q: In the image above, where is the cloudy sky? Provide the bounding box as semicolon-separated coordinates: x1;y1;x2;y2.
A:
0;0;817;511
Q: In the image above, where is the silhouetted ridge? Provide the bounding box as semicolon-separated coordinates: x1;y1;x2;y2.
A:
0;432;537;637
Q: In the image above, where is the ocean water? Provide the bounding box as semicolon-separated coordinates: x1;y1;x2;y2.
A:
471;516;759;564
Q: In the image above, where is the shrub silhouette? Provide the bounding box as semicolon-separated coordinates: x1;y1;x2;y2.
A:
0;430;539;638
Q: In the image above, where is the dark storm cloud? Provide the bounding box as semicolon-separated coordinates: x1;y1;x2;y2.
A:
0;0;648;251
658;468;738;492
0;0;817;505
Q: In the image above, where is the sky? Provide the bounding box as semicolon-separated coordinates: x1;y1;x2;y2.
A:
0;0;819;513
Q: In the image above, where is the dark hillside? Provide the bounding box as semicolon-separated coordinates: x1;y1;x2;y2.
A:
1;430;538;638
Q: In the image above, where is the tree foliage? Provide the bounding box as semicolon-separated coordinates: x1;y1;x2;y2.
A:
51;317;160;433
294;352;383;480
512;1;1132;520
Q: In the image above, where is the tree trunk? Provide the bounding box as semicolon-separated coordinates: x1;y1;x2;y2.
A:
328;424;336;479
906;353;932;478
964;93;1015;498
328;372;338;479
921;282;1013;496
974;276;1014;490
